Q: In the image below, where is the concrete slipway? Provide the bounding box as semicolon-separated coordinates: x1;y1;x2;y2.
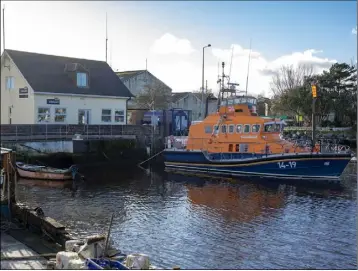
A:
1;232;46;269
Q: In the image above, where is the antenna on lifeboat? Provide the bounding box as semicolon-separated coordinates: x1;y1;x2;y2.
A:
245;38;252;96
228;46;234;87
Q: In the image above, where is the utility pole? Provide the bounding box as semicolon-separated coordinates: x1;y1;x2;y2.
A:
204;80;208;118
311;83;317;151
2;5;5;52
105;13;108;63
200;44;211;119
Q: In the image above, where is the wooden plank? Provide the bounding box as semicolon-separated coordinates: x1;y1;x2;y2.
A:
43;217;66;230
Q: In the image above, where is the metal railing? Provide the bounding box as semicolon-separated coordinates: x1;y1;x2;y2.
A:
0;124;158;142
284;126;353;132
165;136;352;157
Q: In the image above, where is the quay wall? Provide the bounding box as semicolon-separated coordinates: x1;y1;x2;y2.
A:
1;124;163;168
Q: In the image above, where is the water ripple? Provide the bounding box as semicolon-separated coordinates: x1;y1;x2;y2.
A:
16;166;357;269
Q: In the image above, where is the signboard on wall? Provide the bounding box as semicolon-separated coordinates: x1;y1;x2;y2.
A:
47;98;60;105
19;87;28;98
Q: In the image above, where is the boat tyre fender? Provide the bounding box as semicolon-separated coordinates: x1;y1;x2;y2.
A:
34;207;45;217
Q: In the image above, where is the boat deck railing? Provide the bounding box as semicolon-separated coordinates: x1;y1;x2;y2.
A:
165;137;352;156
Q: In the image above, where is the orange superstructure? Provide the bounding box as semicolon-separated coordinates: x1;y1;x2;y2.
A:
186;95;315;155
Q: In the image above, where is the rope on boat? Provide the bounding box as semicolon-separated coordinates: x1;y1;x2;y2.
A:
102;152;110;161
19;144;45;154
104;213;115;257
137;149;165;168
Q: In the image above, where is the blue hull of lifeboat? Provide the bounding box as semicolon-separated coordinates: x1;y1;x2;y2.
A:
163;150;352;181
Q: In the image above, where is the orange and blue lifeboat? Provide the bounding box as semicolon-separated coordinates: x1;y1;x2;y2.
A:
163;96;353;182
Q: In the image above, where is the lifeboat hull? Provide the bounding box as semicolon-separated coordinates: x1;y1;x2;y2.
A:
163;150;352;181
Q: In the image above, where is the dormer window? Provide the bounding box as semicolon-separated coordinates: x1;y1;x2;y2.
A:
77;72;88;87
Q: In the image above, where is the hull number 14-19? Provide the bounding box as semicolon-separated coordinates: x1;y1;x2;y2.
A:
277;161;297;169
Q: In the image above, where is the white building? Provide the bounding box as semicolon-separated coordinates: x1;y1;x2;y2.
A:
116;69;172;124
116;69;172;108
172;92;218;121
1;49;133;125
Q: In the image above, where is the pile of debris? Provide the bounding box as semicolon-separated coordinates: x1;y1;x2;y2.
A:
51;235;157;270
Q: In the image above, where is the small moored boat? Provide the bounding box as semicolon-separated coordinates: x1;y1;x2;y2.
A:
16;162;75;180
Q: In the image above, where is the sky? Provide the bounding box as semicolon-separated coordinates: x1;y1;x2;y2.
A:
0;1;356;97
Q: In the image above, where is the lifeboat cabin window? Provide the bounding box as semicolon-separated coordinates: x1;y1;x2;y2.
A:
228;124;235;134
236;124;242;133
244;124;250;133
204;126;213;134
252;124;260;133
213;125;219;135
264;123;282;133
221;125;227;133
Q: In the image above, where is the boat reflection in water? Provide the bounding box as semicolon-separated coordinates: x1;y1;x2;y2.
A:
17;178;73;189
167;172;285;223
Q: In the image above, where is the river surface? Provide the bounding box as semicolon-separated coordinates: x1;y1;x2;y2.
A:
16;163;357;269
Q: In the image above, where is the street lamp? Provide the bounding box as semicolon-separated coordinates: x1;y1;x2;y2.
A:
200;44;211;120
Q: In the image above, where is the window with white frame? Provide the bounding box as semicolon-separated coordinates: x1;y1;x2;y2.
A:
114;109;125;123
5;76;15;90
37;107;51;123
55;108;67;122
221;125;227;134
244;124;251;133
236;124;242;133
228;124;235;134
101;109;112;122
252;124;260;133
77;72;88;87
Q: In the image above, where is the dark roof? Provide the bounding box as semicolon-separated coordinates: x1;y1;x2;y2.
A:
172;92;191;102
116;70;146;81
5;49;133;97
116;70;173;92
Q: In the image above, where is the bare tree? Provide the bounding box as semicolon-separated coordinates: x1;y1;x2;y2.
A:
135;81;172;110
193;87;213;96
270;64;314;97
270;64;314;122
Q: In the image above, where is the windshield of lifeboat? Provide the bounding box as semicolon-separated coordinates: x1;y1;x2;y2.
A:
264;122;285;133
220;97;257;113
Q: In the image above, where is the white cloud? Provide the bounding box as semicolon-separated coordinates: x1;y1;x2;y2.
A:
147;35;337;97
264;49;336;74
211;44;261;60
150;33;195;55
352;26;357;35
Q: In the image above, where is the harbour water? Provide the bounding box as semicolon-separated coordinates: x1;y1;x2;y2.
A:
16;163;357;269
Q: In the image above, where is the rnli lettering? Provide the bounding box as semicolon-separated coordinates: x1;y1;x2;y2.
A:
277;161;297;169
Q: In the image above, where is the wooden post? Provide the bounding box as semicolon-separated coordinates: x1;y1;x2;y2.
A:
8;151;17;205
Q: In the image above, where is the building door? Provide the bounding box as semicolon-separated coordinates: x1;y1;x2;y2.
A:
78;109;91;124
